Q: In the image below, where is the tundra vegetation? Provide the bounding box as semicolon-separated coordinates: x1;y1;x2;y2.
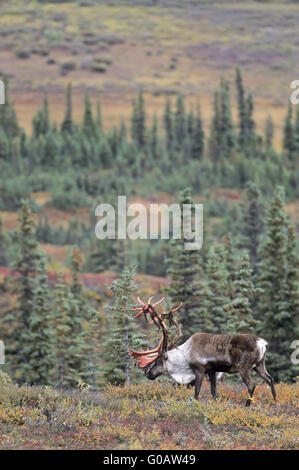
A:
0;372;298;449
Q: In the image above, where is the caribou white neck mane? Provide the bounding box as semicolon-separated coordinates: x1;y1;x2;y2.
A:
163;338;195;385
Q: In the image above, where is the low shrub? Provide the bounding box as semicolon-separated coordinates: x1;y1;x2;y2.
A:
0;371;12;386
48;187;90;210
0;176;32;210
15;47;31;59
93;54;113;65
60;61;77;76
91;62;107;73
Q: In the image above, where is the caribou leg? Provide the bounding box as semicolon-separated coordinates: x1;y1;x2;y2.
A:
253;361;276;402
239;369;256;407
194;366;205;400
208;371;218;399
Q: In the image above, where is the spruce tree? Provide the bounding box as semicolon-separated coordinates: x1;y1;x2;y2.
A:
200;245;230;334
223;232;238;299
265;115;274;150
235;69;257;156
23;253;54;385
0;216;9;266
137;88;146;149
0;126;10;161
187;107;195;138
235;67;247;150
257;186;296;382
103;266;146;385
241;181;265;272
32;93;50;138
119;120;127;143
283;102;295;159
225;252;258;334
52;273;78;388
82;92;96;138
10;200;41;381
174;92;187;149
15;200;40;331
208;90;221;164
41;129;62;167
219;79;236;159
245;93;256;156
166;188;202;339
96;94;102;132
131;98;138;145
131;89;146;149
0;77;19;138
87;239;108;273
70;246;84;298
164;97;173;150
70;246;101;386
286;225;299;317
150;112;159;160
285;225;299;374
61;83;73;134
191;102;204;160
87;237;129;275
291;106;299;171
52;273;89;388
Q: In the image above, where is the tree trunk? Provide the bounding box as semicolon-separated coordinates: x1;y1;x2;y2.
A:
125;301;130;386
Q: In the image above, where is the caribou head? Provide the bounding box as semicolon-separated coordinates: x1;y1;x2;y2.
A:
129;296;183;378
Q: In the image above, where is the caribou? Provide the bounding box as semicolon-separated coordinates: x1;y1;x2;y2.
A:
129;296;276;406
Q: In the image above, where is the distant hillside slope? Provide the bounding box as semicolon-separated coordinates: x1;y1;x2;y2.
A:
0;0;298;145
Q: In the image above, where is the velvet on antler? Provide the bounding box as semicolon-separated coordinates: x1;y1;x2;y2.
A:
131;295;166;329
128;295;183;370
128;337;164;369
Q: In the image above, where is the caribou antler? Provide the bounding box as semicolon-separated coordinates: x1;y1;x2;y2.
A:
129;337;164;369
128;295;183;370
158;303;182;350
131;296;147;318
132;295;166;328
152;296;166;307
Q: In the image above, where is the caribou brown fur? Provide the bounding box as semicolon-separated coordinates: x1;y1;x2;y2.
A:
129;296;276;406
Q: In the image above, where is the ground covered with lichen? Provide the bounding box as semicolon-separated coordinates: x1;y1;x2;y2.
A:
0;378;298;450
